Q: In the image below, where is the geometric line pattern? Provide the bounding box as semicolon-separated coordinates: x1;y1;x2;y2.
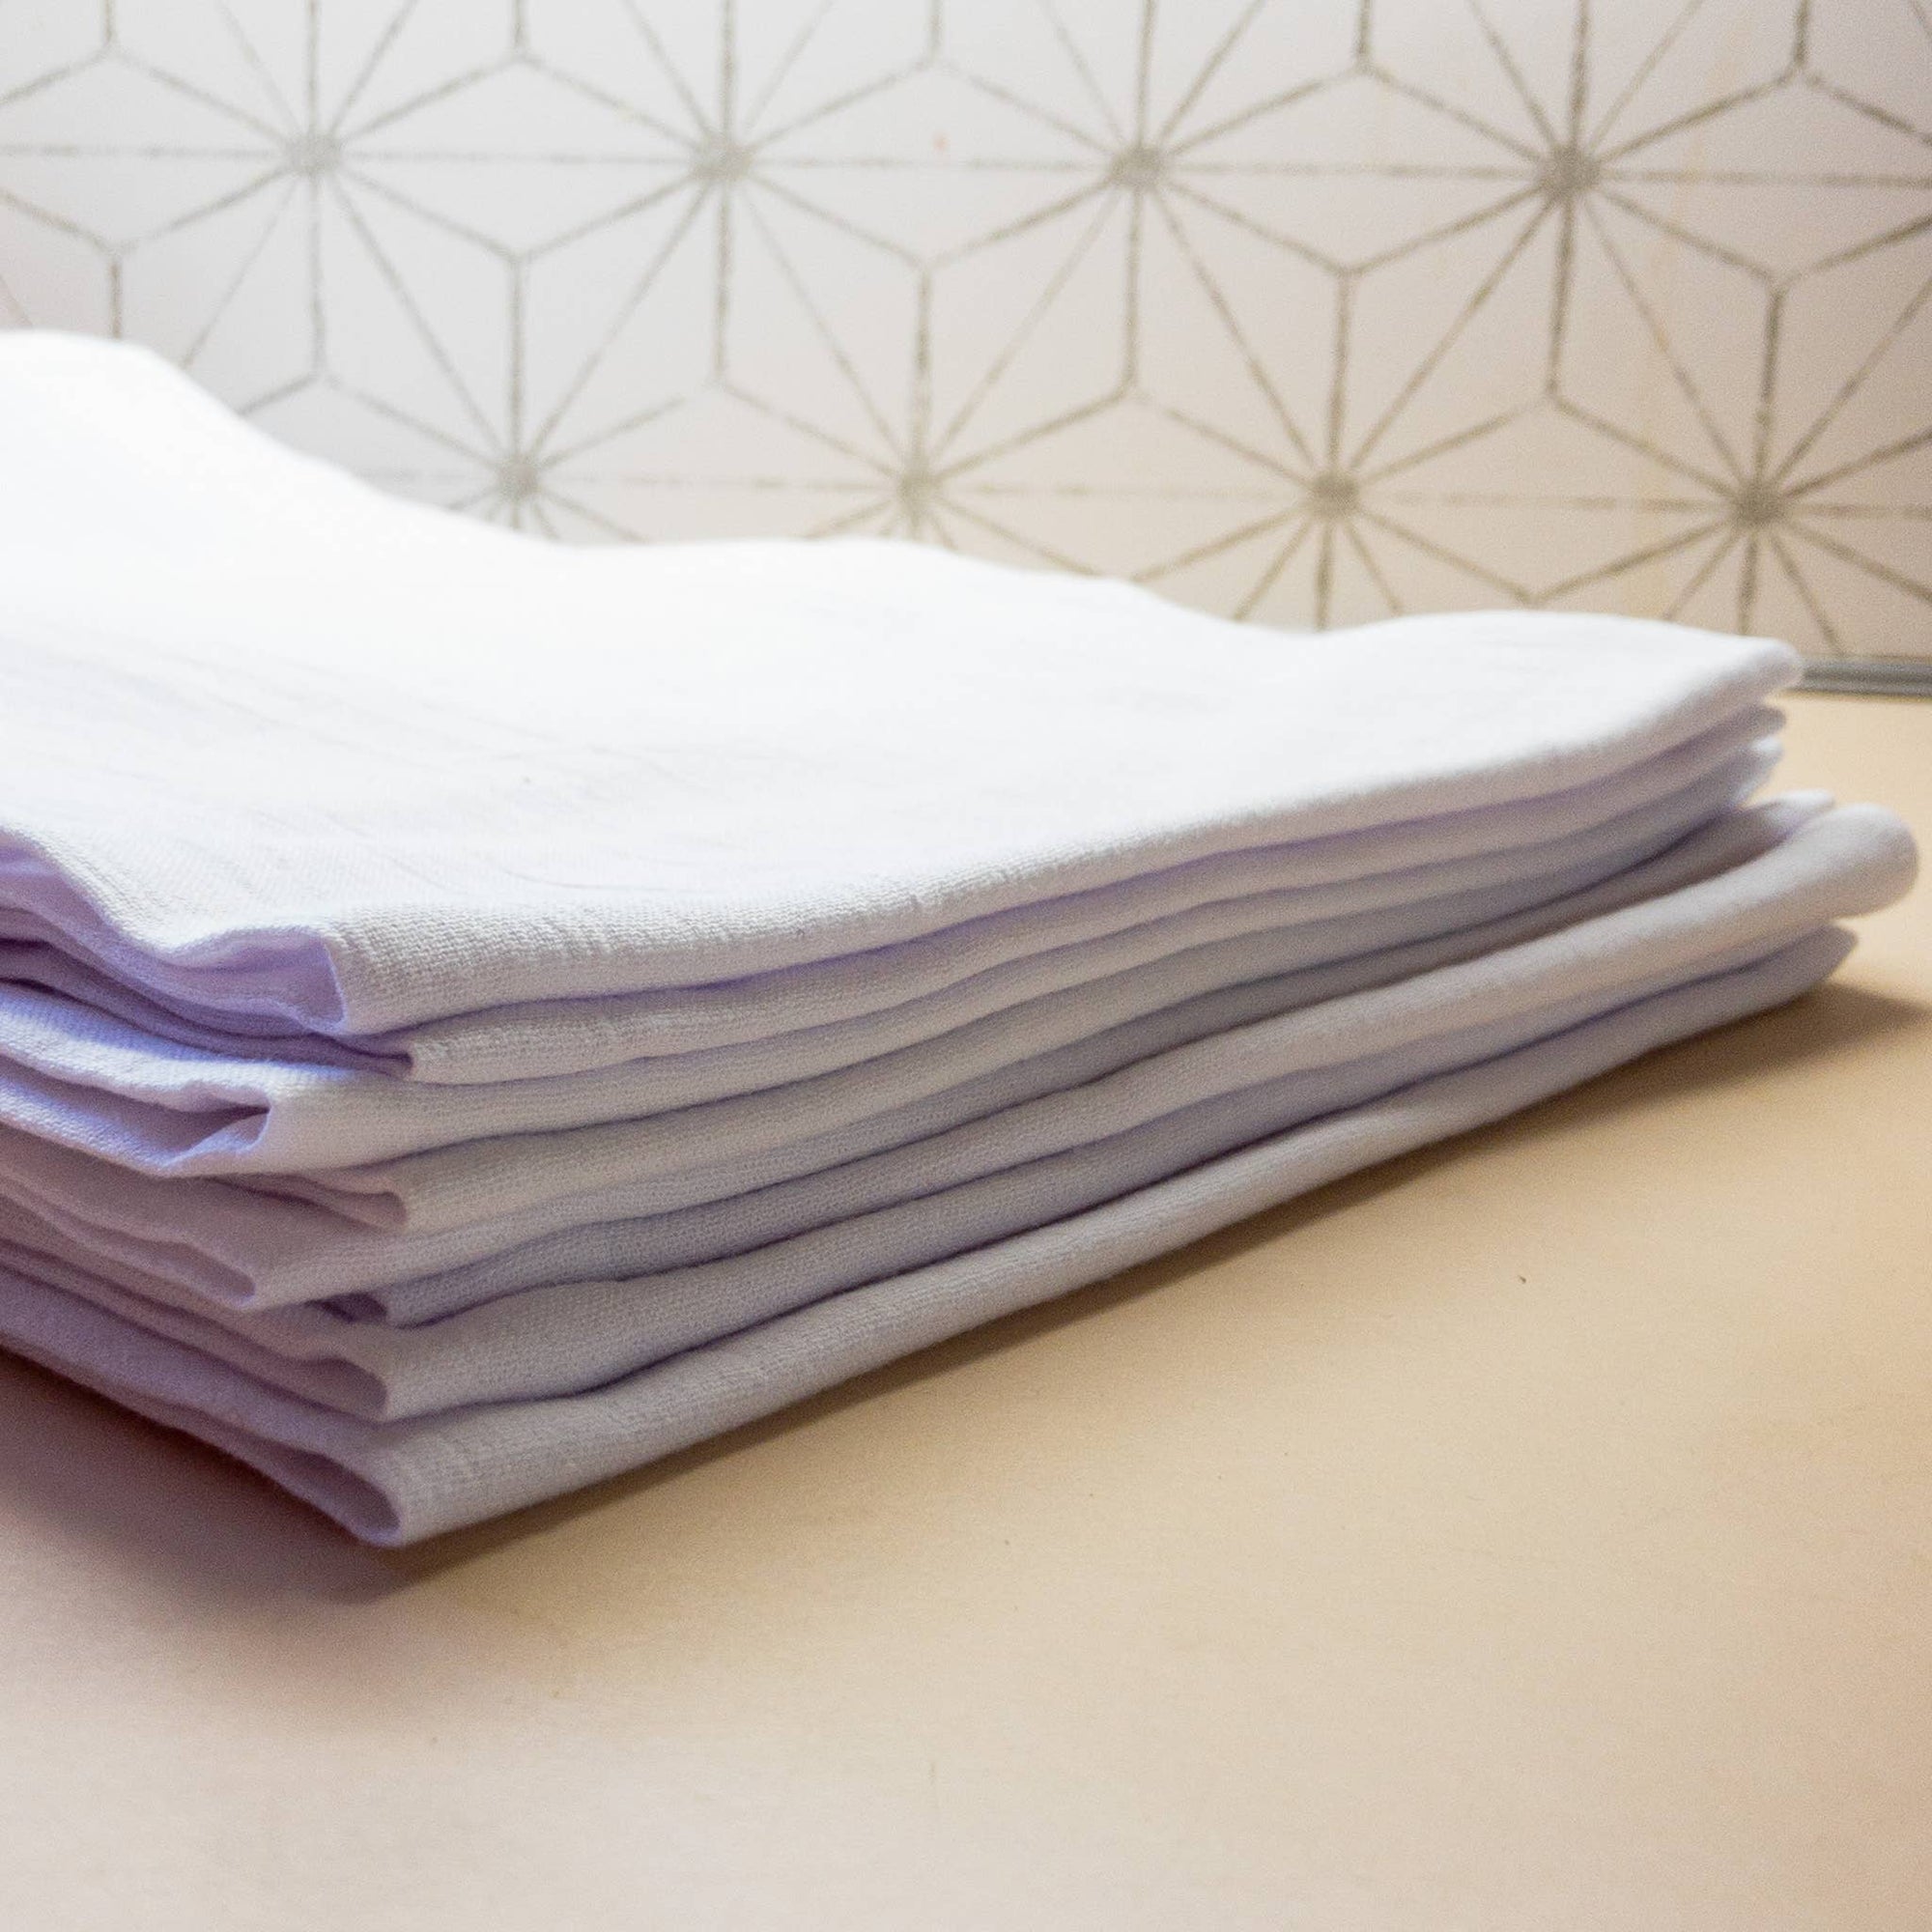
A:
1;0;1926;669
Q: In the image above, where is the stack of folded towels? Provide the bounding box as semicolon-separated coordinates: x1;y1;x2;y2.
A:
0;334;1915;1544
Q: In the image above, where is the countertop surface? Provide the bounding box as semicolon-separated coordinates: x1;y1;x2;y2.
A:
1;692;1926;1932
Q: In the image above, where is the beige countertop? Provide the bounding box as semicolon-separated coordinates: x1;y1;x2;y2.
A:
0;692;1926;1932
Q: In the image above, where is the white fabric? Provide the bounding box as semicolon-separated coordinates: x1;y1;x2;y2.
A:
0;794;1861;1316
0;334;1803;1076
0;708;1780;1090
0;805;1909;1435
0;331;1914;1549
0;931;1860;1544
0;928;1841;1418
218;798;1915;1238
0;734;1777;1176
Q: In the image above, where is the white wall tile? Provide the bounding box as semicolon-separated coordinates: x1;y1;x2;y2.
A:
1;0;1925;663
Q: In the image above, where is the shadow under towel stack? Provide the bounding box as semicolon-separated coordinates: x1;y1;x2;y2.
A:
0;334;1916;1545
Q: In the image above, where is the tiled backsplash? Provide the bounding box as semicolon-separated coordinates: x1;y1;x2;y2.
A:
2;1;1927;680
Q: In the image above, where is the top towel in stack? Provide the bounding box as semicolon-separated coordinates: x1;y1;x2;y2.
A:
0;333;1914;1544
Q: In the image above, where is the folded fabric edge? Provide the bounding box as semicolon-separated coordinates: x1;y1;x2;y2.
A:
0;687;1795;1048
0;908;1869;1427
0;925;1855;1546
212;800;1919;1236
0;753;1795;1186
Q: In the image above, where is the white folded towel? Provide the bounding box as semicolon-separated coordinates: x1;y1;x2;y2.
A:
0;806;1908;1426
2;334;1802;1069
0;793;1857;1317
0;728;1776;1175
0;930;1863;1543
